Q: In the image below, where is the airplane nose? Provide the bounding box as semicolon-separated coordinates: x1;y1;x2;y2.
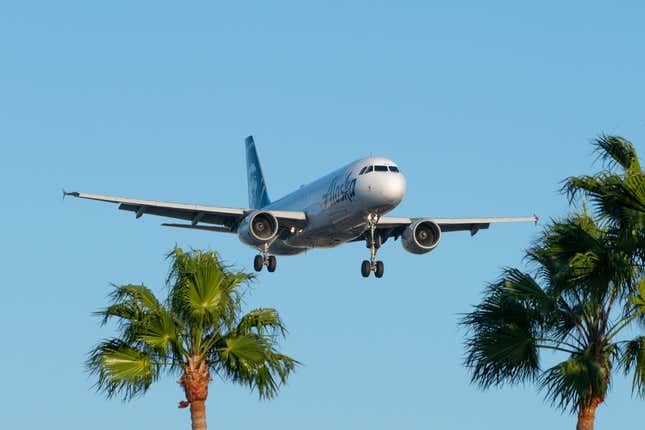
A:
356;171;406;209
381;173;406;204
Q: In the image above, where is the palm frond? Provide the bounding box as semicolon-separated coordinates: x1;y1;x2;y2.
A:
218;334;267;364
86;339;159;401
633;278;645;329
213;334;298;399
462;275;542;388
110;283;163;310
166;248;251;329
96;284;162;326
235;308;287;337
563;135;645;237
531;213;639;304
528;213;601;285
563;175;606;206
185;260;229;321
621;336;645;397
593;135;641;175
137;310;179;355
540;354;609;413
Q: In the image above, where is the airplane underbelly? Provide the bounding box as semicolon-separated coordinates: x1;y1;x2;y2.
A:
307;204;367;247
282;201;367;248
267;240;307;256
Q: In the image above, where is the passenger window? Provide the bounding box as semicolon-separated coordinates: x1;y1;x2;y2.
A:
388;166;400;173
375;165;388;172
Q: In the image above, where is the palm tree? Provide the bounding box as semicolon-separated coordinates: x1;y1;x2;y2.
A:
87;248;298;430
461;210;645;430
564;135;645;264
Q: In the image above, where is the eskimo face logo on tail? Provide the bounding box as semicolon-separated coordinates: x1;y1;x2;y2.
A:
248;162;260;203
322;173;357;209
246;142;267;208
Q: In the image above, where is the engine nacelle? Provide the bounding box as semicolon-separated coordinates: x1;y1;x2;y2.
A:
401;219;441;254
237;211;279;246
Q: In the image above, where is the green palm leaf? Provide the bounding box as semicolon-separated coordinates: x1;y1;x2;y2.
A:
462;275;542;388
622;337;645;396
167;248;250;329
540;354;609;413
593;134;641;175
87;339;158;400
138;310;178;353
214;334;298;399
563;134;645;266
97;284;162;324
235;308;287;337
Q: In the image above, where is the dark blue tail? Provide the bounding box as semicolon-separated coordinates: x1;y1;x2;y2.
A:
245;136;271;209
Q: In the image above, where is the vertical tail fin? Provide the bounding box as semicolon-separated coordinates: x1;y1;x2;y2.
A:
245;136;271;209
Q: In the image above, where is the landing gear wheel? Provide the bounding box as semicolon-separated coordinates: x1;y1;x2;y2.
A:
267;255;277;272
375;261;384;278
361;213;386;279
253;255;264;272
361;260;371;278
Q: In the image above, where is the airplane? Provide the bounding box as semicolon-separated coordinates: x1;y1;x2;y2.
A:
65;136;537;278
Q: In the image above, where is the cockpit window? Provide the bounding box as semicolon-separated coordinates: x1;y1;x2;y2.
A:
361;165;399;174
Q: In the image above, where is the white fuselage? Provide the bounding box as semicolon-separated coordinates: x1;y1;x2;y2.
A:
259;157;406;255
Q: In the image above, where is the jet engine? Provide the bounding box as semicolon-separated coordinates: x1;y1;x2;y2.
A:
401;219;441;254
237;211;279;246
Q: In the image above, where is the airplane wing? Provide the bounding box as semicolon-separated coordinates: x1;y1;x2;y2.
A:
63;192;307;232
376;215;538;239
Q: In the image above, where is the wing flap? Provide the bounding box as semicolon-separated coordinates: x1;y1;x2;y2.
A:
117;203;238;226
161;223;234;233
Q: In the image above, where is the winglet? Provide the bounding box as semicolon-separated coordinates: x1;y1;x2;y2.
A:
62;190;80;200
534;213;539;225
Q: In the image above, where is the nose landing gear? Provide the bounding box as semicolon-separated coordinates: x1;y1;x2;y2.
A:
254;243;277;273
361;214;385;278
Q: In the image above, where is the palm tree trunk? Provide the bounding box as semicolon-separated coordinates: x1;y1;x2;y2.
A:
179;358;211;430
576;399;601;430
190;400;207;430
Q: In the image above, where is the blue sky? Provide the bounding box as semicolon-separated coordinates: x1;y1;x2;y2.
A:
1;1;644;428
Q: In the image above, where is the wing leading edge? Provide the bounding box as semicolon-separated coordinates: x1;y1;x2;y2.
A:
63;191;307;232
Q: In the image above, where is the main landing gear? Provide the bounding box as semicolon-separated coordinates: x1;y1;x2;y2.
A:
254;243;277;273
361;213;385;278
